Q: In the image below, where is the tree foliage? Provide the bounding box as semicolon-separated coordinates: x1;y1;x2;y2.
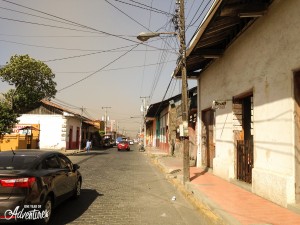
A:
0;54;57;113
0;99;18;135
0;54;57;134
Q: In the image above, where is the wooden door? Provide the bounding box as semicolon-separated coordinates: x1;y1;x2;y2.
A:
234;96;253;184
68;128;73;149
294;72;300;203
202;109;215;168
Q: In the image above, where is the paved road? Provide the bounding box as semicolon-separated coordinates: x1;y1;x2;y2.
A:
47;145;210;225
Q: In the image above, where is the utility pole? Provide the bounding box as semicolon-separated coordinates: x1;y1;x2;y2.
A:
102;107;111;135
135;0;189;183
178;0;190;184
140;96;149;147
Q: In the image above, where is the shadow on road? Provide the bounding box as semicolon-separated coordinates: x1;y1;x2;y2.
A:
15;189;102;225
48;189;103;225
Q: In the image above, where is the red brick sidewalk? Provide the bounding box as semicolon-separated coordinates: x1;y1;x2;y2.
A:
189;167;300;225
153;154;300;225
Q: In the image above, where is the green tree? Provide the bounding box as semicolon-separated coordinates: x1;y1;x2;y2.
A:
0;54;57;134
0;98;18;134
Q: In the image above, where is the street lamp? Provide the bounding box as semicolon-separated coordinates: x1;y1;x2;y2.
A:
136;0;190;184
137;32;177;42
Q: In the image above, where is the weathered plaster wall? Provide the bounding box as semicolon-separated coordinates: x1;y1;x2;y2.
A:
197;0;300;206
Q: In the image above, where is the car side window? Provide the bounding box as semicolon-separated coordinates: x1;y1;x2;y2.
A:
44;155;60;169
57;155;73;171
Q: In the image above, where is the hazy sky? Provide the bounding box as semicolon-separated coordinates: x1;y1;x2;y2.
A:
0;0;212;137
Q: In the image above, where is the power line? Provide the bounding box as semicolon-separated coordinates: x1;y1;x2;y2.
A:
105;0;178;54
105;0;151;33
43;44;170;63
54;59;176;74
0;0;153;47
0;16;105;34
154;76;174;117
0;39;110;52
0;32;109;38
189;0;211;27
58;44;140;92
0;5;95;30
112;0;173;16
139;0;154;97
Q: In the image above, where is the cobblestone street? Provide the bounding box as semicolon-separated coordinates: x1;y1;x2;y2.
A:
48;146;209;225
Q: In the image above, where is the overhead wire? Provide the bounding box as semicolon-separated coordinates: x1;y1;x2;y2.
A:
154;76;174;117
139;0;154;97
117;0;173;16
0;0;166;51
146;1;178;104
149;20;178;103
105;0;178;54
186;0;205;30
189;0;212;28
170;79;178;97
58;44;140;92
50;98;81;110
187;0;217;47
54;59;176;74
43;43;172;63
0;5;98;30
0;32;109;38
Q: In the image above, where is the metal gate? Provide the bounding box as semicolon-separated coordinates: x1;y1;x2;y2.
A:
237;140;253;183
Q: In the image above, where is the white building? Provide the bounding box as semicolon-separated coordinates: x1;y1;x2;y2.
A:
18;100;98;150
173;0;300;208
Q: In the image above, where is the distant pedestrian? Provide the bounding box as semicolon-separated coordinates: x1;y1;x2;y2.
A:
86;139;92;153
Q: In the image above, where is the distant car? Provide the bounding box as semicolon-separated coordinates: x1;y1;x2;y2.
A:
129;140;134;145
103;138;112;147
117;141;130;151
116;137;123;145
0;150;82;224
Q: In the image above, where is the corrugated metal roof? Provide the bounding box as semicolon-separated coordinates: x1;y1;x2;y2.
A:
174;0;273;79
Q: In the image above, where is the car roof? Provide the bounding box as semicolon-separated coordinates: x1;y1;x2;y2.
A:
0;150;59;157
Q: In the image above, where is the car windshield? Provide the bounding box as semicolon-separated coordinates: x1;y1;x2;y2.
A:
119;141;128;144
0;156;37;170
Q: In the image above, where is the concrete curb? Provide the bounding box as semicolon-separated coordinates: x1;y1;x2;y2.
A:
149;155;241;225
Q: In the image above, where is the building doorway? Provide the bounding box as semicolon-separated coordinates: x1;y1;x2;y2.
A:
201;109;215;168
68;127;73;149
76;127;80;149
233;94;253;183
294;71;300;203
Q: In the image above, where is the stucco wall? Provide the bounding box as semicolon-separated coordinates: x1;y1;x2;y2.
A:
66;116;81;149
18;114;65;149
197;0;300;206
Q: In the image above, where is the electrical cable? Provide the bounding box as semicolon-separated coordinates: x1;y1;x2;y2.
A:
105;0;178;54
186;0;205;30
0;32;109;38
189;0;212;27
110;0;172;16
105;0;154;34
0;5;96;30
43;43;171;63
0;0;165;50
54;59;176;74
154;76;173;117
187;0;218;47
58;44;139;92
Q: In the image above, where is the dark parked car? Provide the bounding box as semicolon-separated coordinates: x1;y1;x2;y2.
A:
117;141;130;151
0;150;82;224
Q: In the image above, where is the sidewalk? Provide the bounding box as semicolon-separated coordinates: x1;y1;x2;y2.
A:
146;148;300;225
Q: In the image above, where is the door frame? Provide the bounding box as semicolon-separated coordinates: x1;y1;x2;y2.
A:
201;108;215;168
293;71;300;203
